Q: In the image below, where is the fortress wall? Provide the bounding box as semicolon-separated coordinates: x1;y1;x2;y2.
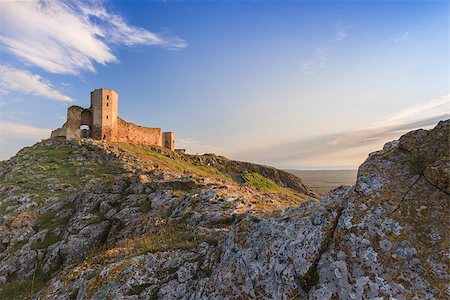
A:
163;132;175;151
51;89;175;150
65;106;85;139
117;117;162;146
51;123;67;138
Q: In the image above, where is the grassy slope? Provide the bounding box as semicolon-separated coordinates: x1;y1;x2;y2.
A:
0;140;121;299
113;143;233;183
0;139;314;299
114;143;313;205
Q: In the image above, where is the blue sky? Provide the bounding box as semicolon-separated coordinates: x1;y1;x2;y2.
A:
0;0;448;169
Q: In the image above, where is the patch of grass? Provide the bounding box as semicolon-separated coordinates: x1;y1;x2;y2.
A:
123;220;208;253
242;172;311;210
34;211;58;231
0;141;120;217
30;232;60;250
7;240;27;253
0;264;51;300
86;214;107;225
113;143;233;183
126;283;152;296
243;172;284;192
299;266;320;292
138;201;152;213
208;215;237;227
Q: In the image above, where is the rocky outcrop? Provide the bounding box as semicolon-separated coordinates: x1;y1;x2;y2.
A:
0;120;448;299
137;146;317;198
309;120;449;300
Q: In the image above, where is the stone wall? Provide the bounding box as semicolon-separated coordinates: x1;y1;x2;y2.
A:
117;118;162;146
163;132;175;151
50;123;67;138
65;106;84;139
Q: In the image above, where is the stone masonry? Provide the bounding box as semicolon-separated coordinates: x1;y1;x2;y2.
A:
51;88;175;150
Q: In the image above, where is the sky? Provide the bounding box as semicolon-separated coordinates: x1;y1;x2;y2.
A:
0;0;448;169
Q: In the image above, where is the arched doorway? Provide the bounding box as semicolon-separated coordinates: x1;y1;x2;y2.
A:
80;109;92;138
80;125;90;138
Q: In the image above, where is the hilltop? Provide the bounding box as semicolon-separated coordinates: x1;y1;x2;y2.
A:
0;120;448;299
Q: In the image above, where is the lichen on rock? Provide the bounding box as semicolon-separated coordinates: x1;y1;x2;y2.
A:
0;120;448;299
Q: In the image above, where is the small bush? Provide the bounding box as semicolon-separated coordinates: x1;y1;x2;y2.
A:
31;232;60;250
299;267;320;292
405;154;426;175
138;201;152;213
127;283;152;296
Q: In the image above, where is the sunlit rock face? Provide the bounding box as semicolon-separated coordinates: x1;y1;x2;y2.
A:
0;120;448;299
309;120;449;300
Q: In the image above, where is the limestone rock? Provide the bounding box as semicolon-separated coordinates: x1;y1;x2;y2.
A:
0;120;448;299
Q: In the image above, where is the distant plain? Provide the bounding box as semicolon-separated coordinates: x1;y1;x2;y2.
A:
286;169;358;195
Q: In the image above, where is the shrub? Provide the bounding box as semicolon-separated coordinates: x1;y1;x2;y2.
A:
405;154;426;175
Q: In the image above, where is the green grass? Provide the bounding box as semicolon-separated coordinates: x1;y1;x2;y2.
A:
0;141;120;216
113;143;233;183
7;240;27;253
34;210;60;231
123;220;208;254
138;200;152;213
0;265;51;300
30;232;60;250
243;172;284;192
126;283;152;296
243;172;311;210
299;266;320;292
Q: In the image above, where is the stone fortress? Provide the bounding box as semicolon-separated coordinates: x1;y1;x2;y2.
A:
51;88;175;150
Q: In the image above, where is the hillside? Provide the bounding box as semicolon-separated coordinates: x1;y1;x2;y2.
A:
0;120;448;299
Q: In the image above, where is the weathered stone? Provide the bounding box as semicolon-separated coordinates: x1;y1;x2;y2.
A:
0;119;447;299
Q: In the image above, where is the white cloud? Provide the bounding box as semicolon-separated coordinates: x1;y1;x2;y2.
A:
328;94;450;147
0;0;186;75
231;95;449;169
177;137;228;155
0;121;51;160
386;94;449;123
335;25;347;42
302;47;328;75
393;31;409;42
0;121;50;140
0;65;73;102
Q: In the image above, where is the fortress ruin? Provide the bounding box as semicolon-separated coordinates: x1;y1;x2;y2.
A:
51;88;175;150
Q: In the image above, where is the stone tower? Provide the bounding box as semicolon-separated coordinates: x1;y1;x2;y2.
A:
163;132;175;151
91;88;118;141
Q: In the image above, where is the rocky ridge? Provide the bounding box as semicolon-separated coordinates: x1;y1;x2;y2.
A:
0;120;448;299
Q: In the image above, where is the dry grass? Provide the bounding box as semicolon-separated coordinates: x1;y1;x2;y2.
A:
121;220;209;254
